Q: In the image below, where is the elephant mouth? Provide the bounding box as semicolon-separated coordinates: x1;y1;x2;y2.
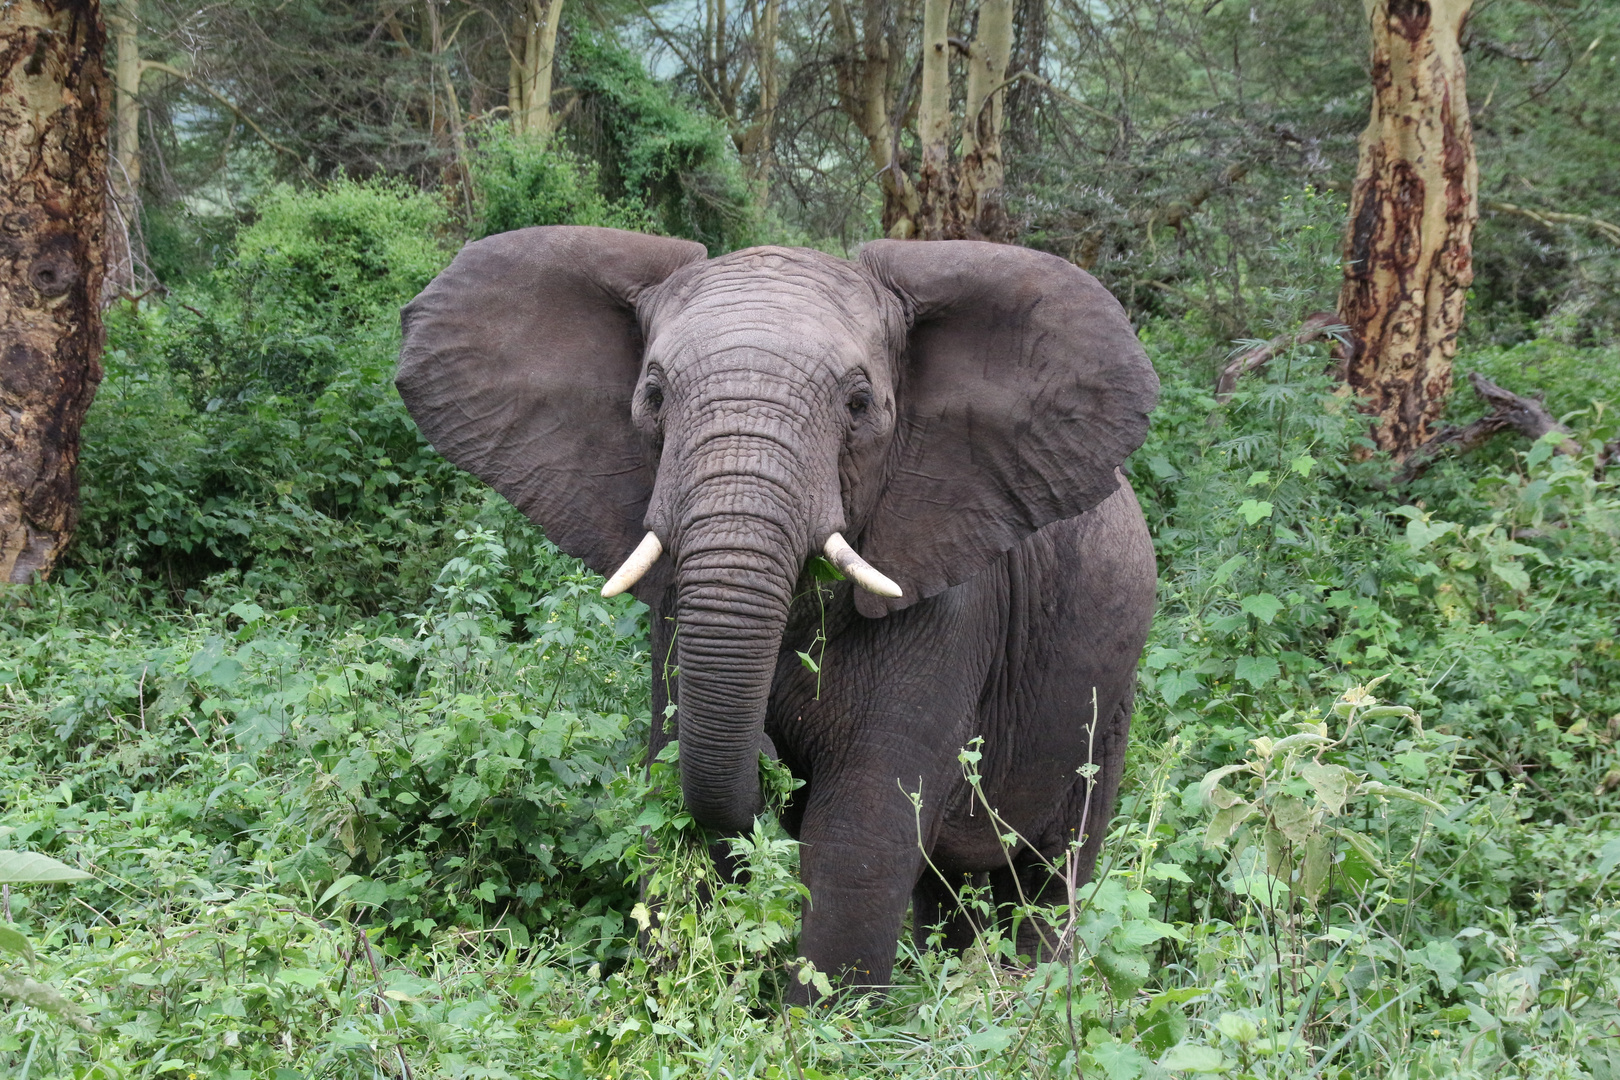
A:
601;529;900;602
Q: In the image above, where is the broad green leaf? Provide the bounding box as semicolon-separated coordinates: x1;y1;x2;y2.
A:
1234;654;1279;688
1118;917;1186;947
807;556;844;582
0;923;33;962
1490;559;1531;592
0;851;92;884
1410;939;1463;994
1245;470;1271;487
1300;761;1356;815
1197;763;1253;808
1333;826;1392;878
1205;801;1255;849
1226;863;1290;908
317;874;362;907
1240;592;1283;624
1238;499;1274;525
276;968;325;988
1088;1034;1147;1080
1158;668;1202;708
1267;732;1331;756
1159;1044;1227;1072
1290;454;1316;477
962;1026;1013;1052
1362;781;1447;812
1094;941;1150;998
1270;794;1315;846
1299;832;1332;898
1209;554;1246;587
1404;517;1455;551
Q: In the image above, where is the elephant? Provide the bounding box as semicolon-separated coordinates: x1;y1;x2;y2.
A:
395;226;1159;998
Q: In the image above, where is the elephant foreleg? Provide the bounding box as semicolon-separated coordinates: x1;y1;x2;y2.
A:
791;829;924;1002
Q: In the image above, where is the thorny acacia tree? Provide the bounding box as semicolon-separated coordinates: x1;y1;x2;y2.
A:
1338;0;1478;459
0;0;108;582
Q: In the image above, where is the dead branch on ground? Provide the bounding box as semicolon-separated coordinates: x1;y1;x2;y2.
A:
1394;372;1580;485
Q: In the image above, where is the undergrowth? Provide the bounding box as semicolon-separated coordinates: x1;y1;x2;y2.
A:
3;183;1620;1078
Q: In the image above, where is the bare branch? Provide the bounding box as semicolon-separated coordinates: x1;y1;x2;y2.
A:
139;61;314;178
1213;311;1343;402
1394;372;1580;485
1484;198;1620;247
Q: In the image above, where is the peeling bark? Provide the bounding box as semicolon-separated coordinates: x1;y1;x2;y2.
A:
1338;0;1478;459
912;0;951;239
896;0;1015;241
0;0;107;583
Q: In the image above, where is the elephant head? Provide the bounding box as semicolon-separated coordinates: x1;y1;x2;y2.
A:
396;227;1157;834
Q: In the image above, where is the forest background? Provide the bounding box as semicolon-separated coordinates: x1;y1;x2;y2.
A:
3;0;1620;1077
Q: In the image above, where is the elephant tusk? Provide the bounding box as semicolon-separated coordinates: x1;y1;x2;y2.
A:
823;533;903;599
601;531;663;597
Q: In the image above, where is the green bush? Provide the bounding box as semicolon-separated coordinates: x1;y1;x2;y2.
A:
6;177;1620;1076
562;30;759;252
470;128;653;239
230;178;452;333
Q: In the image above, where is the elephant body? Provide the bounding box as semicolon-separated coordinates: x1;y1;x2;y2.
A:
683;481;1156;988
396;227;1159;997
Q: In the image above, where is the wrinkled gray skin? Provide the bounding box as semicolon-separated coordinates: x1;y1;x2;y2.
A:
396;226;1159;999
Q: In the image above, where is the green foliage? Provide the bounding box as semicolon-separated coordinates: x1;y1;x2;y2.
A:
229;178;452;334
9;175;1620;1076
469;128;654;239
562;31;760;252
71;180;475;612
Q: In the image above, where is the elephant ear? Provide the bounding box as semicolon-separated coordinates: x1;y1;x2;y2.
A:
397;226;707;590
856;239;1158;616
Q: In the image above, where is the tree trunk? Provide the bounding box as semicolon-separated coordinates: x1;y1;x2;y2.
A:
0;0;108;583
829;0;917;237
105;0;140;294
109;0;138;200
956;0;1012;240
1338;0;1478;459
511;0;563;137
912;0;952;239
744;0;779;203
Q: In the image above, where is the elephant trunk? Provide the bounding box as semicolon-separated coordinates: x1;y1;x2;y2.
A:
669;506;800;835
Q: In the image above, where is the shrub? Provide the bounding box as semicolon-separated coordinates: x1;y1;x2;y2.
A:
470;127;654;239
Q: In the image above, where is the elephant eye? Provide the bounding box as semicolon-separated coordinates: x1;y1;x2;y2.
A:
847;389;872;418
644;383;664;412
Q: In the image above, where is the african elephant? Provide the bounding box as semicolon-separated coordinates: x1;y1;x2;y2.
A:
395;226;1158;998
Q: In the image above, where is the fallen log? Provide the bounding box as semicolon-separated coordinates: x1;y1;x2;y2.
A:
1214;311;1343;402
1394;371;1579;485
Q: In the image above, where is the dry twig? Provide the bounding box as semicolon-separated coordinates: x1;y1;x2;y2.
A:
1214;311;1343;402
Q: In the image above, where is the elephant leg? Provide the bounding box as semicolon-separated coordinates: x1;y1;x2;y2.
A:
911;869;983;954
789;827;924;1001
994;688;1136;964
786;760;951;1004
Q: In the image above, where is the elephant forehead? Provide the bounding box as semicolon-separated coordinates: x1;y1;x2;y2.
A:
646;247;898;357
